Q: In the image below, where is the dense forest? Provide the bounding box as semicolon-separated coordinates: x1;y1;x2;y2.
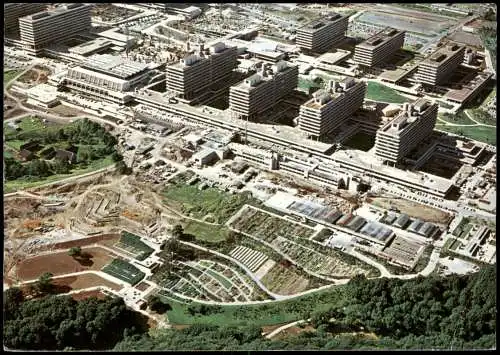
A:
115;265;496;351
3;265;495;350
3;290;148;350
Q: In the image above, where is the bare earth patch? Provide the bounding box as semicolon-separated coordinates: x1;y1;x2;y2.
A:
51;273;122;291
15;246;117;281
70;289;108;301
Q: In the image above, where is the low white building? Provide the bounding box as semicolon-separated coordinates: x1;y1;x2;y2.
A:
25;83;60;108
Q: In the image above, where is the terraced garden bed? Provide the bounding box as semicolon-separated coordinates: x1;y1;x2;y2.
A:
101;259;145;285
116;231;155;260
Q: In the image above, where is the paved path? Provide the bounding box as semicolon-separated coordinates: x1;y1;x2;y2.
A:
265;319;310;339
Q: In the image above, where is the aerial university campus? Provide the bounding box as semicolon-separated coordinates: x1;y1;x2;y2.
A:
2;3;497;351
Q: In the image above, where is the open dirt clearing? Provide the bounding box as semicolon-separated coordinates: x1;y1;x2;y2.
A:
15;246;117;281
71;289;108;301
51;273;122;291
368;197;451;224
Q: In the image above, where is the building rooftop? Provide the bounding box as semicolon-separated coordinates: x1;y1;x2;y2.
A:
421;43;465;66
380;100;433;135
21;3;88;21
298;13;346;33
444;71;493;103
331;148;453;193
357;27;405;49
68;38;113;56
233;61;296;90
303;78;360;109
316;49;351;65
82;54;149;79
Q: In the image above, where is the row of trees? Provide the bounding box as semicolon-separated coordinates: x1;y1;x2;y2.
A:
114;265;496;351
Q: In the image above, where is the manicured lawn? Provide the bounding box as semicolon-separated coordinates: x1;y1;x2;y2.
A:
434;125;496;145
183;220;230;243
365;81;408;104
4;70;22;85
4;156;115;193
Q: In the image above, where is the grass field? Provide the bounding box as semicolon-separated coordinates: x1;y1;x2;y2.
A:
4;157;115;193
4;116;47;136
163;284;344;326
102;258;145;285
365;82;408;104
183;220;230;243
434;124;496;145
466;109;496;126
4;70;22;85
298;77;323;91
162;184;260;223
438;112;475;125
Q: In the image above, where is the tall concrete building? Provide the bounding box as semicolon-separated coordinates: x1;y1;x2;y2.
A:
19;3;92;55
166;42;237;100
416;43;466;86
4;3;46;33
229;61;298;120
296;13;349;53
353;27;405;67
374;99;438;164
298;78;366;139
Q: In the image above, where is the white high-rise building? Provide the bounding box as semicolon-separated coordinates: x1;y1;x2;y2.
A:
354;27;405;68
298;79;366;139
19;3;92;55
296;14;349;53
374;99;438;164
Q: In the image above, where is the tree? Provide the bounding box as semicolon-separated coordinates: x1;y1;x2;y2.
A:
53;159;71;174
148;296;171;314
36;272;54;294
171;224;184;239
3;287;24;320
112;151;123;162
68;247;82;258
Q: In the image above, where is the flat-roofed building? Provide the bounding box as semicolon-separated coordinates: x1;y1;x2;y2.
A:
62;54;151;104
166;42;237;100
298;78;366;139
444;71;493;104
19;3;92;55
374;99;438;164
354;27;405;67
229;61;298;120
416;43;466;86
4;3;46;33
296;14;349;53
